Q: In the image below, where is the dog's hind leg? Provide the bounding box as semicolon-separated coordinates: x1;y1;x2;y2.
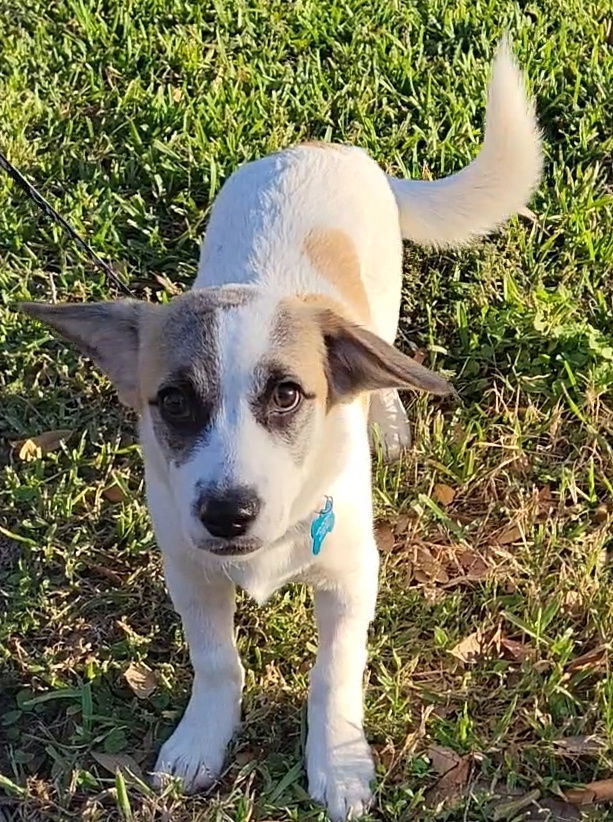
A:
368;388;411;462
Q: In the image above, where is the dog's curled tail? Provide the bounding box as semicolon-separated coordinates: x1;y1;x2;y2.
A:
387;39;542;248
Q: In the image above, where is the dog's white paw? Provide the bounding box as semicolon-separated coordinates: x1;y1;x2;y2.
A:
151;719;228;793
307;732;374;820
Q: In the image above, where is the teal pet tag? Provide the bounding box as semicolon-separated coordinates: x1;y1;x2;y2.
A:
311;496;335;555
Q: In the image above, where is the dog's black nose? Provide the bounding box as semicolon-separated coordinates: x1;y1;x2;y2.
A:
198;488;261;539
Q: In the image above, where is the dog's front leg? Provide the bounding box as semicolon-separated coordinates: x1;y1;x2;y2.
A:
307;559;378;821
153;554;243;793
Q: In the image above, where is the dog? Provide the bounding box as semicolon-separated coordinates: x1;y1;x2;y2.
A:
21;40;541;821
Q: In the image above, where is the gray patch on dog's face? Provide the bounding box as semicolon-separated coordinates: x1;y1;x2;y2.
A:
249;359;316;465
141;286;256;465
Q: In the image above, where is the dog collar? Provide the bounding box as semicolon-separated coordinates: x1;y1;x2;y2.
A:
310;496;335;555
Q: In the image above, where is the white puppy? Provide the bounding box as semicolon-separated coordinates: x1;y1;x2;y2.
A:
22;41;540;821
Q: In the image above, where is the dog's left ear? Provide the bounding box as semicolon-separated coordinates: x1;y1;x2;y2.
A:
318;309;454;403
19;300;147;408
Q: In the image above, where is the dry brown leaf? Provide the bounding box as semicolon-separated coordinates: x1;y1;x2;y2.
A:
414;547;449;583
428;745;463;775
496;524;522;546
124;662;157;699
594;505;610;523
552;735;605;757
91;751;143;778
458;550;489;579
491;789;541;821
450;630;487;664
14;429;73;460
524;798;581;821
567;646;607;672
537;485;555;511
86;562;123;586
171;86;183;102
433;483;456;506
375;522;395;553
425;745;471;806
565;778;613;805
102;484;127;503
412;349;426;365
500;637;532;662
394;514;413;535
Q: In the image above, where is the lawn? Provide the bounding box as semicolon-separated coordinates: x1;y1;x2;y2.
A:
1;0;612;820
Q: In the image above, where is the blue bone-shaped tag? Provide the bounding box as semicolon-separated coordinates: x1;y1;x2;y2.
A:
311;496;335;556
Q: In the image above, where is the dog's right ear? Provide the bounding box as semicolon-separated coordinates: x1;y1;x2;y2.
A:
20;300;148;408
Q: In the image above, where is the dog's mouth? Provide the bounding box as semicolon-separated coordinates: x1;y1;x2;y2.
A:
196;537;263;557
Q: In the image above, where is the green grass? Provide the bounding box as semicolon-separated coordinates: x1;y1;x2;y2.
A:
1;0;612;819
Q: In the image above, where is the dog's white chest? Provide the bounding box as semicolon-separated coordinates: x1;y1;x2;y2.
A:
220;534;316;605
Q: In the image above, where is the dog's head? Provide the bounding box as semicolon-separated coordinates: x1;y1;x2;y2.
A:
21;287;452;557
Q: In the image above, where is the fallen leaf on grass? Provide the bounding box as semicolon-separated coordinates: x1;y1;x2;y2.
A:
566;646;607;672
496;524;523;545
91;751;143;779
13;429;73;460
86;562;123;587
425;744;472;806
433;484;455;506
394;514;413;535
552;735;605;757
441;552;490;588
102;484;128;503
124;662;157;699
414;547;449;584
594;505;611;523
524;798;581;820
428;745;463;775
375;522;395;553
565;778;613;805
500;637;532;662
449;630;487;664
492;789;541;821
458;550;488;575
537;485;556;517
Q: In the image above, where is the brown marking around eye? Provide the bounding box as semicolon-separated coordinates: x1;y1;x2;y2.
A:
270;299;330;405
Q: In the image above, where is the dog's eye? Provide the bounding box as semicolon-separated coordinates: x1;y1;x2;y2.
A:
271;381;302;413
158;386;192;423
